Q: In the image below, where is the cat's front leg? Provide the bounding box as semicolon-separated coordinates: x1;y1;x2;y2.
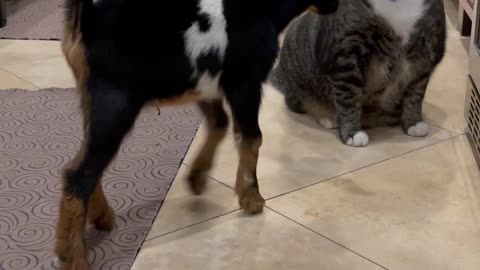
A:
336;102;369;147
331;81;369;147
330;51;369;147
401;74;430;137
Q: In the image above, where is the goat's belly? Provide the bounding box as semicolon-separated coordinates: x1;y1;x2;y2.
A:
149;71;223;108
194;72;223;100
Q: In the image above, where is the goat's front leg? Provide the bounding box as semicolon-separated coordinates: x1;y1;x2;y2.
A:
55;82;142;270
188;100;229;194
224;84;265;214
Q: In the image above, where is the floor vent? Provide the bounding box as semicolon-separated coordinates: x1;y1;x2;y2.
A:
467;76;480;166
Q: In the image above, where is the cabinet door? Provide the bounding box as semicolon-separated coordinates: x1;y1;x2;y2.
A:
470;0;480;84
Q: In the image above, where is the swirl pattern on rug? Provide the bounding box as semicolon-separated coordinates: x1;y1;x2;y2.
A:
0;88;202;269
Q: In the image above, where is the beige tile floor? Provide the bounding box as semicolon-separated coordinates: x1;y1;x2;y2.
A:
1;1;479;269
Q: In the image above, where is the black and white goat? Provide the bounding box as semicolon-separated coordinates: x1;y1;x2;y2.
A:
57;0;338;268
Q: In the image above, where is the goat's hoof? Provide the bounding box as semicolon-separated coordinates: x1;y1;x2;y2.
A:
58;259;89;270
55;239;71;266
239;188;265;214
55;240;89;270
56;252;90;270
71;257;90;270
187;169;208;195
93;206;115;231
58;260;72;270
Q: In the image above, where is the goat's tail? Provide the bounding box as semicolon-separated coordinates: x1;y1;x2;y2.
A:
65;0;94;39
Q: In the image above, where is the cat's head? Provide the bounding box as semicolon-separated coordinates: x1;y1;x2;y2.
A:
304;0;339;14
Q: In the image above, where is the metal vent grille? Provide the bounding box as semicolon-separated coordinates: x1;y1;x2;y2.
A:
467;78;480;162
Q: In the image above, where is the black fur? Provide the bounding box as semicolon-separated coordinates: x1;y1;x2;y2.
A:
58;1;339;267
64;0;338;201
197;13;212;32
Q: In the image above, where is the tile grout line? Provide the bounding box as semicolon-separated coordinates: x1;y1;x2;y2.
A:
266;206;391;270
145;209;241;242
146;163;238;242
0;66;42;89
183;162;237;191
143;135;458;267
153;135;460;245
266;134;461;202
146;205;392;270
183;134;462;203
183;131;463;204
425;120;465;136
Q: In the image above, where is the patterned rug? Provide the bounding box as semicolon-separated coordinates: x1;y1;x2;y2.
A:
0;88;202;269
0;0;63;40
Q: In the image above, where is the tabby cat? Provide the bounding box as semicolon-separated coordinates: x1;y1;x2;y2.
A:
270;0;446;147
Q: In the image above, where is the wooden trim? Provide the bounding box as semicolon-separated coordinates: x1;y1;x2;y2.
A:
459;0;475;36
461;0;475;18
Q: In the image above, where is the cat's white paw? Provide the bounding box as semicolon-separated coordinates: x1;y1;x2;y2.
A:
407;122;429;137
346;131;369;147
318;117;337;129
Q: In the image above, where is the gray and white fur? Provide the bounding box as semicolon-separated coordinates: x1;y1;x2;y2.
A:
270;0;446;147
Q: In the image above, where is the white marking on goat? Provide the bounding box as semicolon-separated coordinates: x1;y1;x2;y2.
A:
196;73;223;100
184;0;228;100
244;177;255;185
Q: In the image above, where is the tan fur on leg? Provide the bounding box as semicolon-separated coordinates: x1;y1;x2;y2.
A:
56;22;92;267
188;102;228;194
87;183;115;231
55;194;89;270
235;138;265;214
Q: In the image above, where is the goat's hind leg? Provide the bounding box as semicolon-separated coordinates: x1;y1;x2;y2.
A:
188;100;229;195
87;182;115;231
55;82;142;269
